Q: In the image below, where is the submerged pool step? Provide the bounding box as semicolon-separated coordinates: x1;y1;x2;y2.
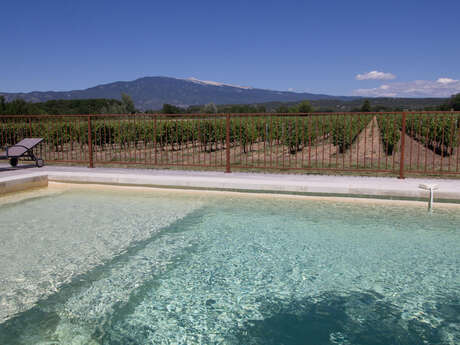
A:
0;207;205;344
0;188;202;325
53;213;202;344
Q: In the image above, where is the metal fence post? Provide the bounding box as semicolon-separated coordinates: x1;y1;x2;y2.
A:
225;114;231;173
154;116;158;165
88;115;94;168
399;112;406;179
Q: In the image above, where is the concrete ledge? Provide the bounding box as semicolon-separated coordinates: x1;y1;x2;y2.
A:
0;173;48;195
1;166;459;202
46;170;460;202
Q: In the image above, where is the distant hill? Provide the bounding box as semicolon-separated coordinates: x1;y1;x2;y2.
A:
0;76;358;110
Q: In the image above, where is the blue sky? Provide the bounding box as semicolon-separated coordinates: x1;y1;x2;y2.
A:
2;0;460;97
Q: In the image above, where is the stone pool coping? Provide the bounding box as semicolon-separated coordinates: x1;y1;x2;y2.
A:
1;165;459;202
0;172;48;194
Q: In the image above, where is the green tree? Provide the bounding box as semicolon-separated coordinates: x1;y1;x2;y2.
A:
297;100;313;113
0;96;5;114
162;103;183;114
0;97;136;115
121;93;136;113
360;100;371;112
4;98;42;115
276;105;289;113
256;105;266;113
203;102;217;113
446;93;460;110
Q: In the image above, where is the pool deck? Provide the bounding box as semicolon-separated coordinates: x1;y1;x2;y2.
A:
1;164;459;201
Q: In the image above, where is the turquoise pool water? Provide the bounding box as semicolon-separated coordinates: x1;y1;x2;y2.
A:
0;187;459;344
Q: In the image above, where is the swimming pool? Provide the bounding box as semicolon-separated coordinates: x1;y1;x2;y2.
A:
0;185;459;344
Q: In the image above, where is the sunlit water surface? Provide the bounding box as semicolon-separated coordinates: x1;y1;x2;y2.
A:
0;186;459;345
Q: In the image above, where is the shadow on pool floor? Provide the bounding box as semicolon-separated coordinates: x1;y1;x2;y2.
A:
227;290;459;345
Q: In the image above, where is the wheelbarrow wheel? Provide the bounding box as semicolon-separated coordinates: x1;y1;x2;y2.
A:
10;157;18;167
36;158;44;168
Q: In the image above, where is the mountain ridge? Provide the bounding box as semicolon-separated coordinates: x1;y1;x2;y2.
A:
0;76;358;110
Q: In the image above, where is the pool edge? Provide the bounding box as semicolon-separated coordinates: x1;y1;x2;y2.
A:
1;170;459;204
0;173;48;195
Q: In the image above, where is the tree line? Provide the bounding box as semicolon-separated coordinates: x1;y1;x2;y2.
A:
355;94;460;113
156;100;314;114
1;92;459;116
0;93;136;115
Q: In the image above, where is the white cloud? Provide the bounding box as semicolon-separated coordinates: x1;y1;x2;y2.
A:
288;88;294;92
353;78;460;97
355;70;396;80
436;77;458;84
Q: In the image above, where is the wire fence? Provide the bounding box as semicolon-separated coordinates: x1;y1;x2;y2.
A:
1;112;459;177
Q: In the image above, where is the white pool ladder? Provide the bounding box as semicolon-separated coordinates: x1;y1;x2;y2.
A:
418;184;439;212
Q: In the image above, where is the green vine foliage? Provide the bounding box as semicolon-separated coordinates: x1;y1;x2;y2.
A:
330;115;372;153
1;114;458;160
377;115;401;155
405;114;459;156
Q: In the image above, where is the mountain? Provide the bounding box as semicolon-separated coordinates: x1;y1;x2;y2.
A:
0;76;358;110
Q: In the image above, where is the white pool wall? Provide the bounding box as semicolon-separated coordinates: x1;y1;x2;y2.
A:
0;165;459;202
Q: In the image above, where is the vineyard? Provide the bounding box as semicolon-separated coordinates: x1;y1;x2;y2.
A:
1;112;459;176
